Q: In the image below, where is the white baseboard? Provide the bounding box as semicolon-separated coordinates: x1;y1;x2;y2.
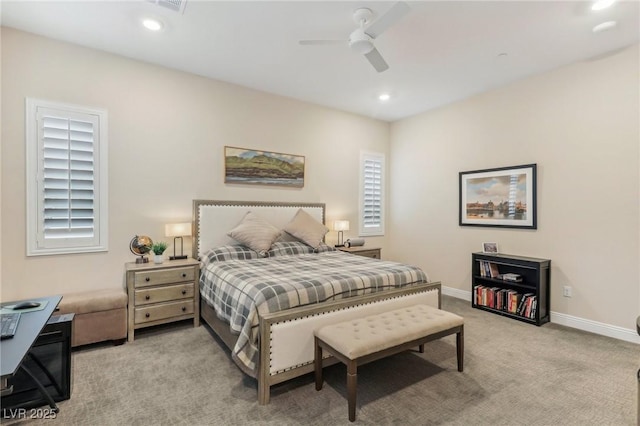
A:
550;312;640;344
441;286;472;301
441;285;640;345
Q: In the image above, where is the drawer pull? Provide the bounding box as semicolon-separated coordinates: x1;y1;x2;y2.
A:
182;306;186;312
181;273;187;278
145;277;150;282
145;313;150;318
145;295;150;300
181;290;187;295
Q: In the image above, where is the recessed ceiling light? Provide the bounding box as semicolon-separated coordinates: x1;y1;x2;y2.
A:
378;93;391;101
591;0;615;11
592;21;617;33
142;18;163;31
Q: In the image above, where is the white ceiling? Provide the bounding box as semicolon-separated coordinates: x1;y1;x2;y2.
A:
1;1;638;121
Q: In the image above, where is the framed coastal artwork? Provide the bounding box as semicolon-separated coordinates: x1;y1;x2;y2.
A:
459;164;537;229
224;146;305;188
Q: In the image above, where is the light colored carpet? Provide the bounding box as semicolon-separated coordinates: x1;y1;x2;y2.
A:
2;296;638;425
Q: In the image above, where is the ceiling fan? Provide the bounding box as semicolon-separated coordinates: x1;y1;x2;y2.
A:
299;2;411;73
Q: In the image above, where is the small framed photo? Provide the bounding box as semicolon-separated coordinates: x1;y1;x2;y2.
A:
482;242;498;253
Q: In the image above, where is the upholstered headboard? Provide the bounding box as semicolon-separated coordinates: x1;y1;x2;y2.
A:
192;200;326;260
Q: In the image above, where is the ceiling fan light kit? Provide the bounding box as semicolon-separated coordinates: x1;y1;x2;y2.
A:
349;29;374;55
349;9;375;55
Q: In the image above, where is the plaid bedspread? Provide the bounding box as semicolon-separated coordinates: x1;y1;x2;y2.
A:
200;250;429;377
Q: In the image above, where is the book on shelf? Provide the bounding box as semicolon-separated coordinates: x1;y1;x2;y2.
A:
489;263;500;278
500;273;523;282
530;298;537;318
478;261;487;277
524;295;534;318
517;293;534;316
478;261;501;278
490;287;499;308
474;285;490;307
508;290;520;314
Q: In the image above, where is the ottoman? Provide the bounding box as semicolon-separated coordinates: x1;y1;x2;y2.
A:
57;289;127;347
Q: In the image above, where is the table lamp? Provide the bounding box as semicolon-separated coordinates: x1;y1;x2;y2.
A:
333;220;349;247
165;222;191;260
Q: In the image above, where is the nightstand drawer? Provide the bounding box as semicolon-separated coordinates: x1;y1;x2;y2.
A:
134;267;195;288
134;300;194;324
337;247;381;259
134;283;194;305
353;249;380;259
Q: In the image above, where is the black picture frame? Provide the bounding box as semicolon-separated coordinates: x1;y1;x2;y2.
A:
459;164;537;229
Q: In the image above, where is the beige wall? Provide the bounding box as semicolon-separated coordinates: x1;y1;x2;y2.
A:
0;28;389;300
389;44;639;333
2;27;638;340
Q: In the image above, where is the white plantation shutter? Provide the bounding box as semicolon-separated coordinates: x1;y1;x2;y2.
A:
359;152;385;236
27;99;108;255
41;112;96;240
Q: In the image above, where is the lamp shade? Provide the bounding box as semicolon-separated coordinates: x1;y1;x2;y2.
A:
165;222;192;237
333;220;350;232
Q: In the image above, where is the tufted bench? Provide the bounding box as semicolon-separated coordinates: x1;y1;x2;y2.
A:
57;289;128;347
314;304;464;422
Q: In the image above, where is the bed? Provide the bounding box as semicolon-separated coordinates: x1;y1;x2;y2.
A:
192;200;441;404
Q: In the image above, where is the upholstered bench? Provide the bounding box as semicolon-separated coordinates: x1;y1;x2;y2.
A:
314;304;464;422
57;289;128;347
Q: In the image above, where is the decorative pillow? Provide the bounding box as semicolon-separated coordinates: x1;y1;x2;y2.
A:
200;245;260;270
282;208;329;249
314;242;337;253
226;211;281;256
266;241;315;258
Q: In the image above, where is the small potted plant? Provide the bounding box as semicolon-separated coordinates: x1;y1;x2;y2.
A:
151;241;168;264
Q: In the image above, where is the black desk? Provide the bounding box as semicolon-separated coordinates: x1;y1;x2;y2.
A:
0;295;62;410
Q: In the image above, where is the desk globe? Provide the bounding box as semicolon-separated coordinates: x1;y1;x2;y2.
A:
130;235;153;264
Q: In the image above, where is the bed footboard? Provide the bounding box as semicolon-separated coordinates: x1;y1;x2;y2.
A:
257;282;441;405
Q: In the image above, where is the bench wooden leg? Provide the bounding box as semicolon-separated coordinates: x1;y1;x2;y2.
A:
315;337;323;391
347;360;357;422
456;326;464;372
418;343;424;353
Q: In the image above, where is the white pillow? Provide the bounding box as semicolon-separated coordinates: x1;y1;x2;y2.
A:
227;211;281;256
283;208;328;249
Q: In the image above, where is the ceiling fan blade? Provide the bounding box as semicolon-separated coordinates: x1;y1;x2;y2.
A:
299;40;345;46
364;47;389;73
365;1;410;39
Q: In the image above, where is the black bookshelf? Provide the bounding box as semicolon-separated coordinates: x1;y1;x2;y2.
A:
472;252;550;326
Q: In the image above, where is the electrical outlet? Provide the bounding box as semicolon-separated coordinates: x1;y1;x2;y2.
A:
563;286;572;297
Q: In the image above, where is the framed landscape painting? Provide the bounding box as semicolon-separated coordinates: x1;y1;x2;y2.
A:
224;146;305;188
459;164;537;229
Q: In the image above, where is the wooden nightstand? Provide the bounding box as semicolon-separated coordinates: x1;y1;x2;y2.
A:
125;258;200;342
337;247;381;259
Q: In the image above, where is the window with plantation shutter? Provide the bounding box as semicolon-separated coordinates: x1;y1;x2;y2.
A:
26;99;108;256
359;151;385;236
